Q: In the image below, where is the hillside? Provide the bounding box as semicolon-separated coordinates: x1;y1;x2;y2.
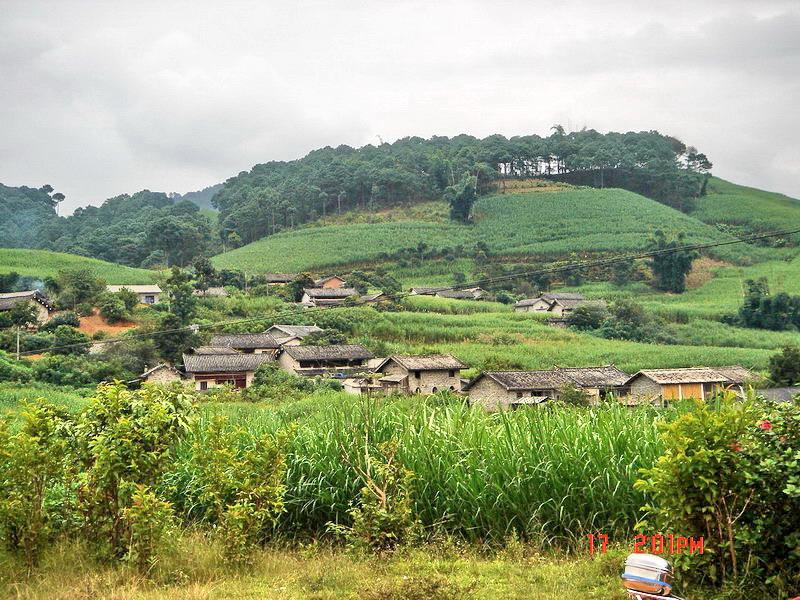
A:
0;248;159;283
212;184;777;276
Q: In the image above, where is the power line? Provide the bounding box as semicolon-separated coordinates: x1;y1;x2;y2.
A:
16;226;800;357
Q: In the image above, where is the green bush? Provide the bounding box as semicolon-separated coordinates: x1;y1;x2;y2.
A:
122;485;176;574
98;294;128;323
636;395;800;595
39;312;81;331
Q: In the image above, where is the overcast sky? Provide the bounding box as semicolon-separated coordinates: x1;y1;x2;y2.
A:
1;0;799;212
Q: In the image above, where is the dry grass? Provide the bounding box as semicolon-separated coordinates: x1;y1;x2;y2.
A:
684;257;730;290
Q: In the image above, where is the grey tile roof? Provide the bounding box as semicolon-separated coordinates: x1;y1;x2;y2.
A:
282;344;373;361
183;353;274;373
303;288;359;299
209;333;280;349
379;354;465;372
192;346;240;355
557;365;631;387
760;387;800;402
0;290;54;312
264;273;298;283
266;324;324;340
481;370;574;390
631;366;756;385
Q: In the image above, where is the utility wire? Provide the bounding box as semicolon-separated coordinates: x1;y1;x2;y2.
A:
16;226;800;357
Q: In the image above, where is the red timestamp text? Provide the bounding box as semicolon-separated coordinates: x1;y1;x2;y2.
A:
586;533;704;555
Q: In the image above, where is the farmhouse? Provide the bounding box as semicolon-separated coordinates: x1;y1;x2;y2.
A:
375;354;465;394
182;352;274;391
264;324;324;345
193;287;229;297
301;287;359;306
409;287;446;296
436;287;487;300
315;275;347;289
624;366;757;405
263;273;298;285
0;290;55;323
277;344;373;377
208;333;281;355
138;363;184;385
106;284;162;305
514;292;594;316
466;365;630;411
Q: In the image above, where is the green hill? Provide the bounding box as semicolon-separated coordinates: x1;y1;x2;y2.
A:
212;185;776;275
691;177;800;240
0;248;159;283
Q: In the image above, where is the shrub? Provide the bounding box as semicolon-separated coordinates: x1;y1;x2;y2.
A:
39;312;80;331
768;345;800;386
99;294;128;323
122;485;176;574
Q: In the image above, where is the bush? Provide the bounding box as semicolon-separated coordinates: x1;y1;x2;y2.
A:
122;485;176;574
768;345;800;386
39;312;80;331
0;352;33;382
50;325;90;355
99;295;128;323
636;395;800;595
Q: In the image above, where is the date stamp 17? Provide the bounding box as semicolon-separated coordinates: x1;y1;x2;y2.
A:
587;533;704;555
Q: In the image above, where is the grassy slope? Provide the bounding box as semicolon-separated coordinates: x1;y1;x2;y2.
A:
692;177;800;234
213;186;767;274
0;248;159;283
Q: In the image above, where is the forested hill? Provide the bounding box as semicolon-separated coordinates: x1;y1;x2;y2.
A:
212;129;712;246
0;183;59;247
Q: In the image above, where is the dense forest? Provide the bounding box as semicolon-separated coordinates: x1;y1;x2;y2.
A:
1;128;711;267
213;128;711;246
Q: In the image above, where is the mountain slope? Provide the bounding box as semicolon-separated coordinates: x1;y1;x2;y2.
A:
0;249;159;283
212;185;776;274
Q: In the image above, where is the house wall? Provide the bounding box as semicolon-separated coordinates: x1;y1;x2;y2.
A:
189;371;255;391
143;368;182;385
277;352;302;375
467;378;518;411
321;277;345;289
628;376;666;404
136;292;160;304
379;361;462;394
33;302;51;323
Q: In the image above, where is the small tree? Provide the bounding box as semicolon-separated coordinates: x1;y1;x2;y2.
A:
444;173;477;223
648;230;697;293
769;345;800;386
5;301;38;329
53;269;106;310
164;267;197;324
288;273;316;302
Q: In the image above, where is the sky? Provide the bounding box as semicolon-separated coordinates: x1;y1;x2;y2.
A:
1;0;799;212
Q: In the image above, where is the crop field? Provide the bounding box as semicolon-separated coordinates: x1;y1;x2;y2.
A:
213;184;773;274
692;177;800;235
0;248;159;283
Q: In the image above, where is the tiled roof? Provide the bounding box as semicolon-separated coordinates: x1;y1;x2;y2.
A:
303;288;359;299
192;346;240;355
480;370;574;390
542;292;585;301
410;287;447;295
631;366;756;385
182;353;274;373
379;354;465;372
266;324;323;338
315;275;347;285
209;333;280;349
0;290;54;311
139;364;182;379
264;273;298;283
282;344;373;361
558;365;631;387
106;285;162;294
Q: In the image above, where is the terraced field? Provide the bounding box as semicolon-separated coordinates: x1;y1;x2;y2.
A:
0;248;159;283
213;185;773;274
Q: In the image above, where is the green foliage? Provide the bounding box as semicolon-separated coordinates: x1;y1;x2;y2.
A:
122;485;175;574
75;383;195;560
444;173;477;223
50;268;106;310
39;312;80;331
30;354;131;386
171;416;288;564
0;403;72;571
164;267;197;324
768;345;800;386
1;301;38;329
0;352;33;383
636;397;800;595
736;277;800;331
288;273;316;302
98;294;128;323
114;288;139;312
558;384;591;407
649;230;698;293
50;325;90;355
0;249;157;283
301;329;348;346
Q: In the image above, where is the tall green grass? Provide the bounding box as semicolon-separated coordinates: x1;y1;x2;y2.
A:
167;395;662;548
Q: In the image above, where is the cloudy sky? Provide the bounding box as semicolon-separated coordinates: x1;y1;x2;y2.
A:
1;0;799;212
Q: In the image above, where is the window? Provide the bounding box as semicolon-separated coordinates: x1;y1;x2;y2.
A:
448;370;455;378
144;295;155;304
199;381;208;391
516;392;523;399
413;371;421;379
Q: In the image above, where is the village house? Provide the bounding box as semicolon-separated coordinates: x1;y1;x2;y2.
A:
106;284;163;305
264;324;324;346
138;363;184;385
624;366;757;405
277;344;373;377
315;275;348;289
208;333;281;355
514;292;595;316
182;352;274;391
301;287;359;307
0;290;55;324
409;287;446;296
465;365;630;411
436;287;487;300
263;273;299;285
375;354;465;394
